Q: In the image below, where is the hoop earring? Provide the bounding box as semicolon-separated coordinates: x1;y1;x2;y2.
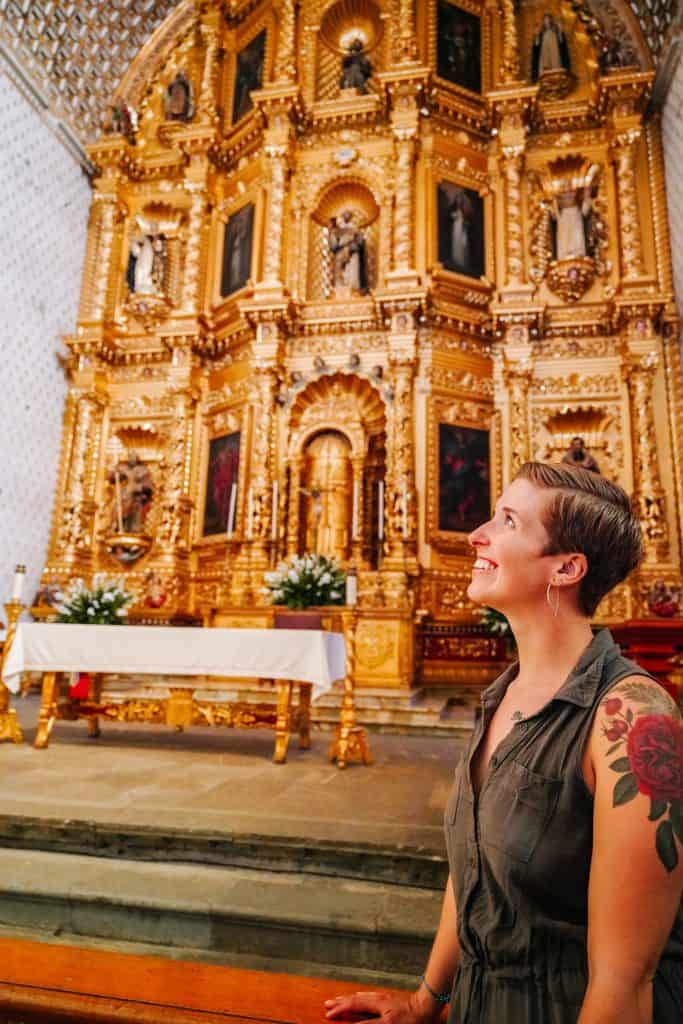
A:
546;582;560;617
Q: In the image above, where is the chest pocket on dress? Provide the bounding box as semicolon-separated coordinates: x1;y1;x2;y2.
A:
444;756;470;842
494;760;562;863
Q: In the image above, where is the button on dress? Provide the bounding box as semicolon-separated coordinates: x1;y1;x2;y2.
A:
444;629;683;1023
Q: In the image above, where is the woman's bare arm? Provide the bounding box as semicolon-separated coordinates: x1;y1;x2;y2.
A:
578;676;683;1024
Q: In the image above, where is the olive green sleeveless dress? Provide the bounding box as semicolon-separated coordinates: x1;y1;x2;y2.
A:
444;629;683;1023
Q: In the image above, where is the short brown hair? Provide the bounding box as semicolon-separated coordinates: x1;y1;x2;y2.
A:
516;462;643;617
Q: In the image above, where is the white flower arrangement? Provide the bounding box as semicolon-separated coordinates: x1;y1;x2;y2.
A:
262;554;346;609
54;574;134;625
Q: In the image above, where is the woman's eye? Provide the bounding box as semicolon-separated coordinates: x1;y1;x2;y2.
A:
504;513;515;527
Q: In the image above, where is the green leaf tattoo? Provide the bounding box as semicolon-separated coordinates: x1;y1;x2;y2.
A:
613;772;638;806
649;799;668;822
609;757;631;773
656;821;679;873
671;804;683;845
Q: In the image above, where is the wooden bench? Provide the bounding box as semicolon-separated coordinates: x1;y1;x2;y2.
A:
0;937;416;1023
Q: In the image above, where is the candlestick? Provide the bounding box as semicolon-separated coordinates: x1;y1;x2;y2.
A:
226;482;237;538
11;565;26;602
345;568;358;607
246;486;254;540
271;480;278;542
0;599;25;744
114;470;124;533
402;480;408;539
351;480;359;540
377;480;384;541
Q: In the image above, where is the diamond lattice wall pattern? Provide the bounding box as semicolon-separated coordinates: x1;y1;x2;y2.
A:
0;1;180;144
0;70;90;607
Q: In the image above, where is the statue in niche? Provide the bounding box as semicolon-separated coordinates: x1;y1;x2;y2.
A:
108;452;154;534
164;71;194;122
127;230;167;295
340;38;372;94
551;165;599;261
328;211;368;295
561;437;601;474
531;13;570;80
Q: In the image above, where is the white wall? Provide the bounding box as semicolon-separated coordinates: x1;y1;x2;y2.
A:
662;50;683;331
0;70;91;609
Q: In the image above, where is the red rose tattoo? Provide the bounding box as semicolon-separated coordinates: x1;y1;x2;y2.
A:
604;690;683;873
626;714;683;805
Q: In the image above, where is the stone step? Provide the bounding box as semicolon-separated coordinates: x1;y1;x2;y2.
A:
0;847;440;986
0;814;448;889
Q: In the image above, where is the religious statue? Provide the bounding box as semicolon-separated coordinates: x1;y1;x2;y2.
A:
163;71;194;122
340;38;372;94
328;211;368;295
531;13;570;80
561;437;600;474
126;231;167;295
108;452;154;534
551;165;599;261
646;580;681;618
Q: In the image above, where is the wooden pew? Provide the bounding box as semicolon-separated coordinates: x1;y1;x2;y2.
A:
0;937;414;1023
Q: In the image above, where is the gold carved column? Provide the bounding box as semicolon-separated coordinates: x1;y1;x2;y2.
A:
274;0;296;82
501;355;533;481
156;386;198;575
624;350;669;562
56;389;106;572
499;0;521;84
197;23;221;122
384;316;418;576
89;183;123;322
181;181;208;312
286;456;303;558
612;123;646;282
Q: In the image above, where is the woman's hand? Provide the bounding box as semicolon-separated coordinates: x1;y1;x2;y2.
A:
324;989;441;1024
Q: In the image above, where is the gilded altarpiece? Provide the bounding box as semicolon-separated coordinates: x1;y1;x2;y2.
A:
35;0;683;694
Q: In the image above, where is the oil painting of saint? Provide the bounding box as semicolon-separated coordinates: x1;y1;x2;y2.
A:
203;432;241;536
221;204;254;297
232;30;266;124
437;182;484;279
436;0;481;94
438;425;490;534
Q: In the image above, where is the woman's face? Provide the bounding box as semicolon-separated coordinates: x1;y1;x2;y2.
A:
467;477;560;614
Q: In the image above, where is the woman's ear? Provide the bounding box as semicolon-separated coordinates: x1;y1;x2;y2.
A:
553;553;588;587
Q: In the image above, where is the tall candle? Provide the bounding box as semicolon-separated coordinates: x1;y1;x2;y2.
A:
377;480;384;541
402;480;408;539
351;480;359;540
246;486;254;540
114;469;124;533
271;480;278;541
11;564;26;601
226;482;237;538
345;569;358;606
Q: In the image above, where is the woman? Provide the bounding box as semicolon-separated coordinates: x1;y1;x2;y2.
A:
326;462;682;1023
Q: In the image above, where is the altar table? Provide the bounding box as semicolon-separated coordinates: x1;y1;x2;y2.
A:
2;623;346;762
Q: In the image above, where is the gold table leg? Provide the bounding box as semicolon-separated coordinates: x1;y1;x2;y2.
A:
87;672;102;738
328;611;372;769
273;681;293;764
297;682;312;750
34;671;58;750
0;600;25;744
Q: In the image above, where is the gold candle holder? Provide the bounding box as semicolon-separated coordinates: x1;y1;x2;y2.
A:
0;600;25;743
328;609;372;769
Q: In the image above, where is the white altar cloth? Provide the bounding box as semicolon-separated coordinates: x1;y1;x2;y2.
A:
2;623;346;701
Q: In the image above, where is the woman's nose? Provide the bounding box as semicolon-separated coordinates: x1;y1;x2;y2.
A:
468;521;490;548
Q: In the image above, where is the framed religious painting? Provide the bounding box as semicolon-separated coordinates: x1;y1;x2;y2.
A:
437;181;485;279
221;203;255;298
231;30;266;124
437;424;491;535
436;0;482;94
203;432;241;537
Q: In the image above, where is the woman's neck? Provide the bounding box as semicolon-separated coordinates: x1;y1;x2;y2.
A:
508;611;594;692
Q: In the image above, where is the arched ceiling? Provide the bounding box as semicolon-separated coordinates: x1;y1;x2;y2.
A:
0;0;680;151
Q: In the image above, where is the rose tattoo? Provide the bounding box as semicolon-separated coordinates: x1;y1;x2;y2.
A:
602;689;683;872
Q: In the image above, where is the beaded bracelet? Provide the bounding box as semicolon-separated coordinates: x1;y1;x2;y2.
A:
420;973;451;1005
